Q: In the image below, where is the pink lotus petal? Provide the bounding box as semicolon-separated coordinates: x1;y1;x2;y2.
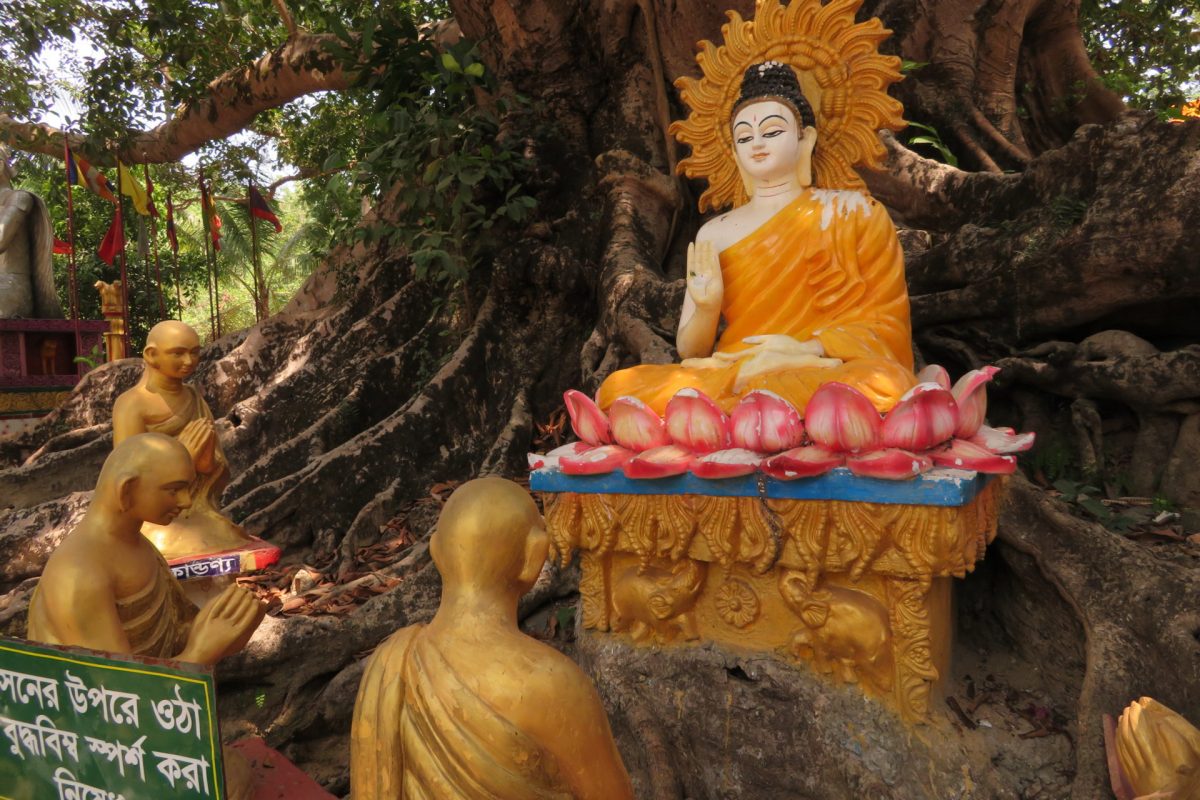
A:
689;448;762;479
930;438;1017;474
899;381;949;402
846;448;931;480
880;388;960;452
804;382;882;453
529;442;593;471
969;425;1036;454
665;389;730;453
763;445;844;480
609;396;671;452
916;364;952;390
950;366;1000;438
729;390;806;453
564;389;612;446
560;444;635;475
623;445;695;479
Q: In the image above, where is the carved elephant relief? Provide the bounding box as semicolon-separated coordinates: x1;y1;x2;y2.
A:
779;570;894;692
611;559;707;644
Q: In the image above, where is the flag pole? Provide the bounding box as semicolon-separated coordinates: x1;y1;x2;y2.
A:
198;171;217;342
167;189;183;312
144;165;166;320
62;143;82;369
115;155;131;358
248;182;264;322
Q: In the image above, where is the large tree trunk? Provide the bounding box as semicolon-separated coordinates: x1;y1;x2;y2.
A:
2;1;1199;798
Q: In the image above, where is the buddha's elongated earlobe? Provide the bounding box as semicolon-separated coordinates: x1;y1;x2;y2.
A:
796;125;818;187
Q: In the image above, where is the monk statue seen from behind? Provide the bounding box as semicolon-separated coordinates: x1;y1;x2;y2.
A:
27;433;264;663
351;477;635;800
113;319;251;560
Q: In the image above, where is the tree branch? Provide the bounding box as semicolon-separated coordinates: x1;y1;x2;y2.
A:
0;33;352;165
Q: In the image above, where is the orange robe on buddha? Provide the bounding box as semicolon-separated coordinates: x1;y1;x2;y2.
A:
597;189;917;415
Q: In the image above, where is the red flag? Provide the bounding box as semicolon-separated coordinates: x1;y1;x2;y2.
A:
248;185;282;233
199;180;221;252
98;206;125;265
165;192;179;254
52;238;73;255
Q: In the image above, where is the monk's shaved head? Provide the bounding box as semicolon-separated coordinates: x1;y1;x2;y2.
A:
98;432;193;494
432;478;546;591
146;320;200;350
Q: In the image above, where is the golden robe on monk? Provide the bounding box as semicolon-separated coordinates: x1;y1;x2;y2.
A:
27;549;196;658
597;189;917;414
351;626;574;800
141;384;247;559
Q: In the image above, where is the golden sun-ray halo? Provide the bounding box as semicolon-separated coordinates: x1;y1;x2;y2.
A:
669;0;906;212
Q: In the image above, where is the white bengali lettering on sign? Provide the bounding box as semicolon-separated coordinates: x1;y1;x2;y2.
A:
52;766;127;800
0;668;60;710
153;749;212;796
61;671;141;728
83;733;148;782
0;714;80;762
151;683;203;740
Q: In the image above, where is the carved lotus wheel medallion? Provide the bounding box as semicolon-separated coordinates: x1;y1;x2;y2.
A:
715;578;760;629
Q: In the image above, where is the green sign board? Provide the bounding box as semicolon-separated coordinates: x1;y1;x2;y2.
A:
0;638;225;800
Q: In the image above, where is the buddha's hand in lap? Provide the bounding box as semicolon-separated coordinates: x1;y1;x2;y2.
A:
708;335;842;391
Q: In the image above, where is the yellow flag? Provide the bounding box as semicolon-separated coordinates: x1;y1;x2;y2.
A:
117;163;151;216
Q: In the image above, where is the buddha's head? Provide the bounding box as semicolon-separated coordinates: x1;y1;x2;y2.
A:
98;432;195;525
431;477;548;599
731;61;818;194
144;320;202;381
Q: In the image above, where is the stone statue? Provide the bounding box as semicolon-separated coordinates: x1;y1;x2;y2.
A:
27;433;264;662
112;320;251;559
597;55;913;415
27;433;265;800
1114;697;1200;799
0;143;62;319
351;477;634;800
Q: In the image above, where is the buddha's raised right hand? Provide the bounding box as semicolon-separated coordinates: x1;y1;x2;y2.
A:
180;583;266;665
686;240;723;310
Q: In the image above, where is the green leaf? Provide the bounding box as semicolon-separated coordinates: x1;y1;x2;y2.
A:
465;62;485;78
441;52;461;73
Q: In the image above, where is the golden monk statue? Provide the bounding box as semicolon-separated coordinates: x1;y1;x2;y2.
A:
597;51;915;415
28;433;265;799
1115;697;1200;799
113;319;251;560
27;433;264;662
351;478;634;800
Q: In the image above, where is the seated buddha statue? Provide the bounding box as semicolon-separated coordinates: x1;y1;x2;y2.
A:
351;477;634;800
27;433;265;799
112;319;251;560
27;432;264;663
597;61;916;415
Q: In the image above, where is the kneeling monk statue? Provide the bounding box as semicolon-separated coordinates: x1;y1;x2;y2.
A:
351;477;635;800
113;319;252;560
27;432;264;661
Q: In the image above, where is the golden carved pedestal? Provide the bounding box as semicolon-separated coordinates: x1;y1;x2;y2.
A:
537;471;1003;723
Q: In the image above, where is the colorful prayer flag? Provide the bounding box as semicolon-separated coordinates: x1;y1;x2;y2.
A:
144;170;159;219
165;192;179;255
65;149;116;203
98;206;125;266
52;238;73;255
200;180;221;252
248;185;283;233
117;163;154;216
